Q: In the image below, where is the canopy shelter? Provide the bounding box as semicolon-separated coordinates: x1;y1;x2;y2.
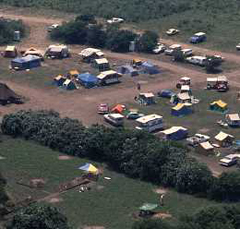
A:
78;163;98;174
139;203;158;217
77;72;98;88
210;100;227;113
111;104;124;114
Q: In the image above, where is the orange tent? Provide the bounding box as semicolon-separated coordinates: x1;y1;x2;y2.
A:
111;104;124;114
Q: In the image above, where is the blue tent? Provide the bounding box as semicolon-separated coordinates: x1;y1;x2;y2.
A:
118;65;139;76
77;72;98;88
141;62;160;75
11;55;41;70
171;103;192;117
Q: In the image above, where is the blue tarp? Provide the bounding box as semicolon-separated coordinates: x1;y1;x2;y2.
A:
11;55;41;70
77;72;98;88
158;89;175;98
141;62;160;75
118;65;139;76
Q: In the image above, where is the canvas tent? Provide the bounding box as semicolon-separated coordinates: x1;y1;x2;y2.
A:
210;100;227;113
4;46;17;58
0;83;21;105
53;75;66;86
79;48;104;62
198;141;214;154
23;47;44;60
160;126;188;140
45;45;69;59
225;114;240;127
137;93;155;105
140;62;160;75
68;70;80;78
171;103;192;116
11;55;41;70
77;73;98;88
215;131;234;147
62;79;77;90
92;58;110;71
118;65;139;77
97;70;122;85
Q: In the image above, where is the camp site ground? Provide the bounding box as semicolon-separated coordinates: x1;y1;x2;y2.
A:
2;8;240;229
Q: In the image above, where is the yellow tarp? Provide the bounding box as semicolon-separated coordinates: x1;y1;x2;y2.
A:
69;70;79;76
88;164;98;174
211;100;227;109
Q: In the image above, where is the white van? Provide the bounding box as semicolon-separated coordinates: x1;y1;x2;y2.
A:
186;56;207;66
136;114;163;132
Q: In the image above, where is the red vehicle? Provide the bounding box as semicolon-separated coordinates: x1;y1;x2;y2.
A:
98;103;109;114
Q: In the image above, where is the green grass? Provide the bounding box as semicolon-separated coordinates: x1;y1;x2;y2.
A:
0;136;218;229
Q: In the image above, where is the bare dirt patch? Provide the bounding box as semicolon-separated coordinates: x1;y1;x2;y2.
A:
30;178;45;188
153;212;172;219
47;196;63;204
198;128;210;133
58;155;73;160
153;187;168;194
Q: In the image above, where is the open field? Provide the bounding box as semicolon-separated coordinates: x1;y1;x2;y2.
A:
0;136;220;229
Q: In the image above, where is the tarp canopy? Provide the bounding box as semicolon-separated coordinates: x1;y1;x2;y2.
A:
77;72;98;88
139;203;158;211
78;163;98;174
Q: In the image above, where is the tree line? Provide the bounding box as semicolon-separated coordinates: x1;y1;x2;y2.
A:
2;110;240;202
0;18;25;45
50;15;158;53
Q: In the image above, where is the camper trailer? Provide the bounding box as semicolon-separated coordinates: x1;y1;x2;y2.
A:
136;114;163;132
45;45;70;59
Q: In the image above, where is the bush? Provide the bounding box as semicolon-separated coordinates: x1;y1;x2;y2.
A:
6;204;70;229
0;18;25;45
136;31;158;53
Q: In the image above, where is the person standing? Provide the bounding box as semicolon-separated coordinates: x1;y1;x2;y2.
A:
137;83;141;91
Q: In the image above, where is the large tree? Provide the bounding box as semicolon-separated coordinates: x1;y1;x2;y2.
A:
136;31;158;53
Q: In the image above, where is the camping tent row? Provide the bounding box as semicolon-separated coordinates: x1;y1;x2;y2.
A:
54;70;121;89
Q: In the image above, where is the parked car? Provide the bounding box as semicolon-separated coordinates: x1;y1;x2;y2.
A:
98;103;109;114
190;32;206;44
126;111;144;119
164;44;181;56
219;154;240;167
107;17;124;24
153;44;166;54
166;28;179;36
187;133;210;147
47;24;59;32
104;113;124;126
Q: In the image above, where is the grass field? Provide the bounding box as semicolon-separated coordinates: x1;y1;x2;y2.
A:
0;136;219;229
